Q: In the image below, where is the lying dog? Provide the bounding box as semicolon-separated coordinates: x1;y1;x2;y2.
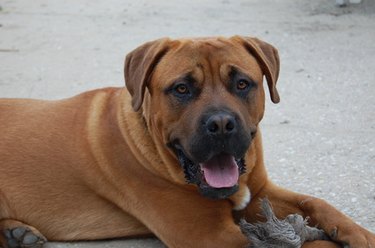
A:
0;36;374;248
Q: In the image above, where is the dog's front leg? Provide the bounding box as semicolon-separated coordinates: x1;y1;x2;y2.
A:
119;182;248;248
299;195;375;248
244;181;375;248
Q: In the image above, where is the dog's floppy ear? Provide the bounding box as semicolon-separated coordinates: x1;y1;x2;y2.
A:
235;36;280;103
124;38;170;111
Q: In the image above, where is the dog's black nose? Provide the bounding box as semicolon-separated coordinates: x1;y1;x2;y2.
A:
206;112;237;135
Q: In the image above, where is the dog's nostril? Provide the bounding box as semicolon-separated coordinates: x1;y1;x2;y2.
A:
225;119;235;132
208;122;219;133
206;113;236;135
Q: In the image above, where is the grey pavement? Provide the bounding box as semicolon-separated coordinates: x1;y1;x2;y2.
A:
0;0;374;247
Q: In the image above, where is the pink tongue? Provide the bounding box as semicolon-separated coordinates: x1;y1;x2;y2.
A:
200;154;239;188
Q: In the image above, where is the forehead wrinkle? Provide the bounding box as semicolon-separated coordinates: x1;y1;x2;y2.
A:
227;64;259;84
194;43;226;88
156;38;256;91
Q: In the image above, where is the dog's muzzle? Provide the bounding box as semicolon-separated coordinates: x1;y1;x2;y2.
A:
170;110;253;199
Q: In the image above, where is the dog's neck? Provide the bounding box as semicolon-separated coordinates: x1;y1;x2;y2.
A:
118;89;187;186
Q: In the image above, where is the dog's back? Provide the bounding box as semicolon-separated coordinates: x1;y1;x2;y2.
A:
0;88;140;240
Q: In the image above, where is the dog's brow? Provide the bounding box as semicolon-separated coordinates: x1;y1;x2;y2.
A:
172;73;196;85
229;65;257;85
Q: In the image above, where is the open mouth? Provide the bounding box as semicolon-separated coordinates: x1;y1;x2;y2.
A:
175;148;246;199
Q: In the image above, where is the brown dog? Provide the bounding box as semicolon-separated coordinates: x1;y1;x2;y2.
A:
0;36;374;248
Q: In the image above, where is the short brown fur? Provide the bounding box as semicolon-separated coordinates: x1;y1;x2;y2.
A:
0;36;374;248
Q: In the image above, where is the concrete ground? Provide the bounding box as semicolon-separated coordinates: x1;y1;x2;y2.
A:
0;0;374;247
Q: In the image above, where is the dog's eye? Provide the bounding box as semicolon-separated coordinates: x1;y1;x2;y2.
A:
237;80;249;90
233;79;256;99
174;84;190;95
166;78;199;103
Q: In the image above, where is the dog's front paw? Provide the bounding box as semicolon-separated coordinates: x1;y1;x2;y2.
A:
3;226;46;248
329;225;375;248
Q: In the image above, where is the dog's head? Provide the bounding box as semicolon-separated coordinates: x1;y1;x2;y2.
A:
124;36;279;199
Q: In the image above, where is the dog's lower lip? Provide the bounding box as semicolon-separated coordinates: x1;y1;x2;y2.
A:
172;143;246;196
